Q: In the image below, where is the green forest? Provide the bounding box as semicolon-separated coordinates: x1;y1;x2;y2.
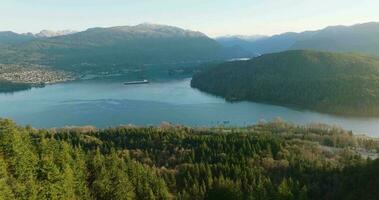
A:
0;118;378;200
191;50;379;116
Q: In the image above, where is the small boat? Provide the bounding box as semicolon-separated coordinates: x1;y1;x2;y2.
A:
124;80;149;85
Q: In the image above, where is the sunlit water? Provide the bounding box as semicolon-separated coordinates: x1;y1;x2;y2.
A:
1;77;379;136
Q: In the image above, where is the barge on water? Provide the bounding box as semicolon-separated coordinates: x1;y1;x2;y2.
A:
124;80;149;85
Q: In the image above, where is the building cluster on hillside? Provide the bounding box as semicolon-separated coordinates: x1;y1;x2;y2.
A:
0;64;74;84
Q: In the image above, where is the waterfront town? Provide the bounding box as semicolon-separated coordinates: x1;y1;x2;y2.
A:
0;64;74;85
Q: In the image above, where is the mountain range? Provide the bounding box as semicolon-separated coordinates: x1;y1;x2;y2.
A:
1;22;379;73
217;22;379;56
0;24;251;72
0;30;77;46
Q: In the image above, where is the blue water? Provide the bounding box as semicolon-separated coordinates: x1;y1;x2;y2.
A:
1;77;379;136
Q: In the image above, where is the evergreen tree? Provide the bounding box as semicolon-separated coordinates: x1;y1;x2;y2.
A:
0;156;14;199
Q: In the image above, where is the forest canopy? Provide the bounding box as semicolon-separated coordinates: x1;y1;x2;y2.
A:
0;118;378;200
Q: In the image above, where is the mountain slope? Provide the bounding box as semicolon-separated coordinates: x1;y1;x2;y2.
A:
217;22;379;56
291;22;379;55
191;50;379;116
35;30;77;38
216;35;268;52
0;24;237;71
0;31;35;46
216;32;315;54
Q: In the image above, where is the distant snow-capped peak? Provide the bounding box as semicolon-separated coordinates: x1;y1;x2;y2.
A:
35;30;77;38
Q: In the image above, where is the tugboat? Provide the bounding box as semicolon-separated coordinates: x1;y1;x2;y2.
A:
124;79;149;85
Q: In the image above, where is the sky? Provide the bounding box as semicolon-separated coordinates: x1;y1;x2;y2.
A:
1;0;379;37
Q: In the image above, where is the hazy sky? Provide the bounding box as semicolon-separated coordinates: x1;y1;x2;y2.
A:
2;0;379;37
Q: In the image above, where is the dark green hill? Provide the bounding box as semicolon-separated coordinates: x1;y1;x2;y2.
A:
191;50;379;116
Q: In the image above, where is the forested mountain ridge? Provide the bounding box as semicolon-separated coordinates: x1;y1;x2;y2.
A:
217;22;379;55
191;50;379;116
0;31;35;46
0;24;248;72
216;32;314;55
216;35;268;54
2;22;379;72
0;118;378;199
291;22;379;55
